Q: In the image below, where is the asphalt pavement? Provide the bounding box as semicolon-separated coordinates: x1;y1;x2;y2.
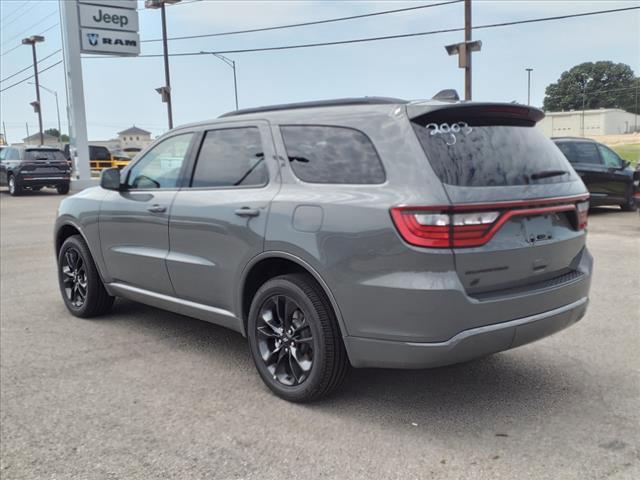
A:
1;189;639;480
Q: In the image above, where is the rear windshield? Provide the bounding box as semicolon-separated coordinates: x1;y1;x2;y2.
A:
412;118;577;187
25;149;66;161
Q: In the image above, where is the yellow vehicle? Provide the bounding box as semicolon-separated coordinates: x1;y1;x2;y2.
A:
63;144;115;171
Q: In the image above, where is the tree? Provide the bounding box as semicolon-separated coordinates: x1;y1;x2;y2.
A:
44;128;69;142
543;61;638;114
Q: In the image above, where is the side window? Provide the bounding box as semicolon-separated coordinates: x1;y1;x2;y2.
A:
597;145;622;168
557;142;602;165
191;127;267;188
280;125;385;184
0;149;6;161
127;133;193;189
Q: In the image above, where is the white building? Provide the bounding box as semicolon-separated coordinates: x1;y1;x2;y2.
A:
538;108;639;137
22;133;60;147
117;126;152;150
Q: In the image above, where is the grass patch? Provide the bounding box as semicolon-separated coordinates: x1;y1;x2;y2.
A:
612;143;639;167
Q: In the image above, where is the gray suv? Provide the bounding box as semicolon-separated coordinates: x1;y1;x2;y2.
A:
54;96;592;402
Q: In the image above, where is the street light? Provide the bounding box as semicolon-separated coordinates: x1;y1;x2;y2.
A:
28;82;61;145
526;68;533;105
145;0;181;129
22;35;45;145
200;51;239;110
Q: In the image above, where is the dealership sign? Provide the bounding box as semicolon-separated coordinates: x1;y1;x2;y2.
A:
78;0;140;56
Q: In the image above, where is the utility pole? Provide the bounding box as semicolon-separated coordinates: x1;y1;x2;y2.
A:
146;0;181;129
29;82;61;145
526;68;533;105
22;35;45;145
464;0;472;101
2;122;7;144
26;123;30;141
444;0;481;101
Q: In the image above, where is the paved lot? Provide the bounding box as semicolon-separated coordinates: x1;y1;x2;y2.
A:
1;189;639;480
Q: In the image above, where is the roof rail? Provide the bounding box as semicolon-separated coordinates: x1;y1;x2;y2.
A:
219;96;408;118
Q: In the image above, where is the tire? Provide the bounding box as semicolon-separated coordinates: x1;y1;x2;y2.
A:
621;186;637;211
56;183;70;195
8;175;22;196
57;234;114;318
248;274;349;402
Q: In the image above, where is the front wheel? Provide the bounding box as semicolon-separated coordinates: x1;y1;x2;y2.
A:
621;186;638;211
58;235;114;317
248;274;348;402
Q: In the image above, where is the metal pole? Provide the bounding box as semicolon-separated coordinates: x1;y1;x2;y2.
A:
635;79;638;132
31;43;44;145
526;68;533;105
2;122;7;144
582;87;586;137
161;2;173;129
26;122;30;141
232;61;238;110
464;0;472;100
54;92;61;145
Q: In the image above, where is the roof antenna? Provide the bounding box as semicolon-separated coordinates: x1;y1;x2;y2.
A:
432;89;460;102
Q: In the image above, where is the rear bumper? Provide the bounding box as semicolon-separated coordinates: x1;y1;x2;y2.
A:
345;297;588;369
18;174;70;186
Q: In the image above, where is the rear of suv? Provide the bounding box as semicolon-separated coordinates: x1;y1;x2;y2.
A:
54;95;592;402
1;146;71;195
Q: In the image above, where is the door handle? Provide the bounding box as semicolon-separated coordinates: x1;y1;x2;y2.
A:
147;204;167;213
235;207;260;217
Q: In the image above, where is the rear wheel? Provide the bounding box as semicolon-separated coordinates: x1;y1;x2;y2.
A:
248;274;348;402
8;175;22;196
56;183;70;195
621;186;637;211
58;235;114;317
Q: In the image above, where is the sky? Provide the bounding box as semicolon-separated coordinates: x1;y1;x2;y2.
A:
0;0;638;143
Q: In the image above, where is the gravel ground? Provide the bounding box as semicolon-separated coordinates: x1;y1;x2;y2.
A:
1;190;639;480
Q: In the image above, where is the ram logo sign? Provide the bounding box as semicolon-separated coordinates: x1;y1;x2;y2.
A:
80;28;140;56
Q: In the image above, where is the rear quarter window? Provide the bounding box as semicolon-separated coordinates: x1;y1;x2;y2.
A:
280;125;385;184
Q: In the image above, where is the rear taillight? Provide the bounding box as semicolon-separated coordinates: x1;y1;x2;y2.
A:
391;208;500;248
576;200;589;230
391;196;589;248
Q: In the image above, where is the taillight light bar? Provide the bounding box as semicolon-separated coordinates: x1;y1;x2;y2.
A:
391;195;589;249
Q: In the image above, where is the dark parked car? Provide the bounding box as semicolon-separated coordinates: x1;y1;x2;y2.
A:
54;96;592;402
553;137;638;211
0;145;71;195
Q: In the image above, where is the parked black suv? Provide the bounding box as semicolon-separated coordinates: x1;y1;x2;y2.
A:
553;137;638;211
0;146;71;196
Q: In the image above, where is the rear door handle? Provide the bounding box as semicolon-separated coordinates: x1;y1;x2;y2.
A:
235;207;260;217
147;204;167;213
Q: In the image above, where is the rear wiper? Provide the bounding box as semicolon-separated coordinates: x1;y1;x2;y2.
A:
529;169;568;180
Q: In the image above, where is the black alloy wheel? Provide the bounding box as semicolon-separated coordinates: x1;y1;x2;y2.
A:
256;294;314;386
61;247;88;308
248;274;348;402
57;235;114;317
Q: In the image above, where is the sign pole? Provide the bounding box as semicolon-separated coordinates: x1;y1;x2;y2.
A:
60;0;91;184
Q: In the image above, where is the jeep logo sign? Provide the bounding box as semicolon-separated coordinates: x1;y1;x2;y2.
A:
79;4;139;32
80;28;140;56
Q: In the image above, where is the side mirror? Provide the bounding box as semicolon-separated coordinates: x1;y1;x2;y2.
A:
100;167;123;191
620;160;630;170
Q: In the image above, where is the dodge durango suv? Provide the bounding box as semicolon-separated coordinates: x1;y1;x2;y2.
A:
54;95;592;402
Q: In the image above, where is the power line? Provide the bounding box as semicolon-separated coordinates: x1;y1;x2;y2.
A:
0;60;62;93
0;0;39;28
0;49;62;83
0;10;58;48
0;23;59;57
141;0;463;44
89;5;639;59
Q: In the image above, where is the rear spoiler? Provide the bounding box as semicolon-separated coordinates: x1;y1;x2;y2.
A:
407;102;545;127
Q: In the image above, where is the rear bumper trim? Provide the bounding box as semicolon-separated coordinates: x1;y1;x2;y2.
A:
344;297;588;369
